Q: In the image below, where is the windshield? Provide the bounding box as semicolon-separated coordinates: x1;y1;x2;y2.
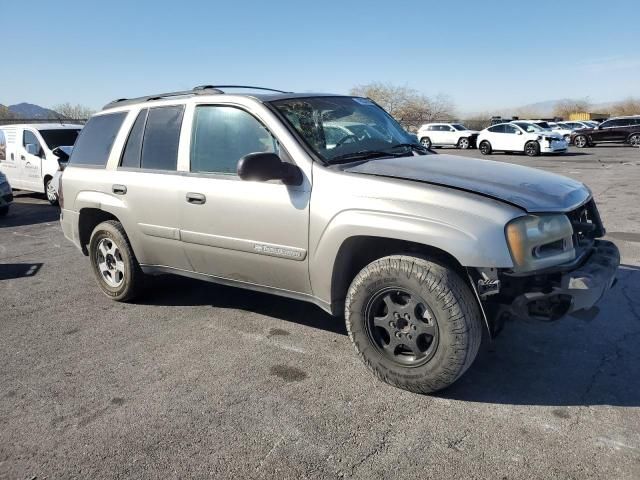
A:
452;124;467;131
514;122;544;133
534;121;551;129
270;96;419;163
38;129;81;149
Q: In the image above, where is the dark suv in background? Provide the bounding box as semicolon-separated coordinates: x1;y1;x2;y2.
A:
571;116;640;148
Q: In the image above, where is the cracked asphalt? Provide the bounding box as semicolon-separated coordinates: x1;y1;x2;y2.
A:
1;146;639;479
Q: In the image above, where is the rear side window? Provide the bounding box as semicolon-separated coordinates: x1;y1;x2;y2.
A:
140;106;184;171
69;112;126;166
488;125;505;133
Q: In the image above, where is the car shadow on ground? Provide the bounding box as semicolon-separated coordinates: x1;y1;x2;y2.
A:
0;193;59;228
440;264;640;407
141;265;639;406
0;263;43;280
139;274;347;335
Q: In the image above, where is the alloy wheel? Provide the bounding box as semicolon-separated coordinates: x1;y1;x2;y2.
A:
458;138;469;149
575;135;587;148
365;288;439;367
630;135;640;147
96;238;125;288
46;181;57;202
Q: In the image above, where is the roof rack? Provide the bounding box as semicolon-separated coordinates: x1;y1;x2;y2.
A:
103;85;291;110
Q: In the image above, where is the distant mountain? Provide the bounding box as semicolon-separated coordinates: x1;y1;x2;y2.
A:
8;102;61;119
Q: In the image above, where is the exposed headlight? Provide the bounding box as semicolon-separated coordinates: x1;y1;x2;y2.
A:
505;214;575;272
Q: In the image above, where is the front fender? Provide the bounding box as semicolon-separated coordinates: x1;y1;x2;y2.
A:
309;208;515;307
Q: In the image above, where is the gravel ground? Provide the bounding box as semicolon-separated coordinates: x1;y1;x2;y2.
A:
1;146;639;479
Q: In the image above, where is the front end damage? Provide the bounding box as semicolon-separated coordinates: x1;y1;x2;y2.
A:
473;199;620;329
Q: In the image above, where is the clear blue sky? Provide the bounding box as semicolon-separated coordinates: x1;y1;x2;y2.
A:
1;0;638;114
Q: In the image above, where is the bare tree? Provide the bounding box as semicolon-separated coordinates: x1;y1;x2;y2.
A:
53;102;95;119
0;105;17;120
610;97;640;116
552;98;592;119
350;82;455;130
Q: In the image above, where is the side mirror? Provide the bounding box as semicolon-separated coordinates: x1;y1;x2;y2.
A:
237;152;302;185
26;143;40;156
516;130;523;135
52;147;70;169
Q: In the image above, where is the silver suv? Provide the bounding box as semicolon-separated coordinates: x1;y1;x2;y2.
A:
60;85;620;394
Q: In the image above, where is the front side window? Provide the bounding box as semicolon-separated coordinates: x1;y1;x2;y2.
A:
38;129;80;149
452;124;467;131
513;122;543;133
271;96;416;164
70;112;127;166
190;105;278;174
504;124;519;134
140;106;184;171
23;130;40;150
488;124;505;133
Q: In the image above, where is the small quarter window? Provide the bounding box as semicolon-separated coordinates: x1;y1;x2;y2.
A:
70;112;127;166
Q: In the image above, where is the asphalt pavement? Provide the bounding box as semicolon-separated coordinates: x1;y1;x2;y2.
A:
1;146;639;479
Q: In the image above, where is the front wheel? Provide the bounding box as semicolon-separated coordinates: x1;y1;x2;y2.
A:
574;135;589;148
457;137;470;149
345;255;482;394
89;220;144;301
44;177;58;205
420;137;432;149
524;141;540;157
629;134;640;147
479;140;492;155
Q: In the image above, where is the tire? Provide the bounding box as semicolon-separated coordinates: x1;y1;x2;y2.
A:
524;141;540;157
0;206;8;217
44;177;58;205
420;137;432;149
629;134;640;147
574;135;589;148
479;140;492;155
457;137;470;149
345;255;482;394
89;220;143;301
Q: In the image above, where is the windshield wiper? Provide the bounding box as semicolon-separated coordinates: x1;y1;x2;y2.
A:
388;143;429;154
327;150;401;165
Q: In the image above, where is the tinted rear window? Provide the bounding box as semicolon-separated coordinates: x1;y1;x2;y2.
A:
120;109;148;168
140;106;184;171
69;113;126;166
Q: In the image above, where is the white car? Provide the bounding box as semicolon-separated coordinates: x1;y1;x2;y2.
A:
417;123;479;149
0;123;82;204
527;120;573;143
477;121;568;157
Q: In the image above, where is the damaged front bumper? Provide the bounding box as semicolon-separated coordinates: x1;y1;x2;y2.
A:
506;240;620;321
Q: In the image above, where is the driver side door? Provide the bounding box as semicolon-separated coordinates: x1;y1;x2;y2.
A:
179;104;312;294
19;129;43;191
503;124;525;151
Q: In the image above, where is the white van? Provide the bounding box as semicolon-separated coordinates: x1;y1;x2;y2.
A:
0;123;82;204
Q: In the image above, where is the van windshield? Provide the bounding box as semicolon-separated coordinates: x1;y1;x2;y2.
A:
38;129;81;149
270;96;421;164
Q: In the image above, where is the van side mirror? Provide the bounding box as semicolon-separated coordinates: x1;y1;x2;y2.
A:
26;143;40;156
52;147;70;169
237;152;302;185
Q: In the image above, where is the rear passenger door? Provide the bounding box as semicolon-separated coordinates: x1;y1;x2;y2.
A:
114;105;193;270
178;103;311;294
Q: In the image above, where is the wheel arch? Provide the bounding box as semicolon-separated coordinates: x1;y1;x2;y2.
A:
78;208;121;255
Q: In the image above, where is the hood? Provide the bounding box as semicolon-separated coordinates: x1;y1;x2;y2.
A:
343;153;590;213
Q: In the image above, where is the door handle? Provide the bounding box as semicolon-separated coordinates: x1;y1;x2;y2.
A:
112;184;127;195
20;155;25;161
186;192;206;205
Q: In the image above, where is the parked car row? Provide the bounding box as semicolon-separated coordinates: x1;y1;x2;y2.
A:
570;116;640;148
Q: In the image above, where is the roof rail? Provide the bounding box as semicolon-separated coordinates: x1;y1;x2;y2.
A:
103;85;291;110
102;86;223;110
193;85;291;94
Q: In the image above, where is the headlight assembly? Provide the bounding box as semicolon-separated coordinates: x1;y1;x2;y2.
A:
505;214;575;272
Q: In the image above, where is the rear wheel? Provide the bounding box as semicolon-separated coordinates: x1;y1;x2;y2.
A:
629;134;640;147
457;137;470;149
479;140;492;155
44;177;58;205
345;255;482;394
420;137;432;149
574;135;589;148
524;141;540;157
89;220;143;301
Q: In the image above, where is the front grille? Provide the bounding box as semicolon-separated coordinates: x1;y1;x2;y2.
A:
566;199;604;246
